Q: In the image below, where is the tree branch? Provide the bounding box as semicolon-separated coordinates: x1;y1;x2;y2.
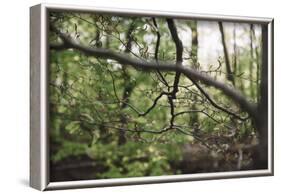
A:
49;25;258;120
152;18;169;87
188;77;250;121
219;22;235;85
138;92;169;116
167;18;184;99
168;95;175;126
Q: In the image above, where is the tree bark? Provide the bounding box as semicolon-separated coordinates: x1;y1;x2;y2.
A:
50;25;258;124
250;24;255;99
253;25;268;169
167;19;183;99
189;21;199;130
219;22;235;85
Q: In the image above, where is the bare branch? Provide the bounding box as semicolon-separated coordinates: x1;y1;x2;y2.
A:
49;25;258;120
167;19;183;63
152;18;169;87
173;126;212;149
99;123;173;134
138;92;169;116
188;77;250;121
168;95;175;126
219;22;235;85
167;18;184;99
174;109;233;130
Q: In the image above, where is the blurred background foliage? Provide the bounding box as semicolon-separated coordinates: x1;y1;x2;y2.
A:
49;11;262;181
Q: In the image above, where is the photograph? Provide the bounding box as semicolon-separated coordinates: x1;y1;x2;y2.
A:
47;9;271;182
0;0;280;193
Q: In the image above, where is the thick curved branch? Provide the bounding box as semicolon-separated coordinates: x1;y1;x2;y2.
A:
49;26;258;120
167;18;184;99
167;19;183;63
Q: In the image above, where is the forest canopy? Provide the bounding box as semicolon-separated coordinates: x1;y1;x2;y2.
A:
48;11;268;181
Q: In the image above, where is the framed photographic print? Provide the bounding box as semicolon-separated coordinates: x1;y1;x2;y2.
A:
30;3;274;191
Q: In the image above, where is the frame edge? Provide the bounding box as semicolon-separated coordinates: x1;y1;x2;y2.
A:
30;4;48;191
30;3;274;190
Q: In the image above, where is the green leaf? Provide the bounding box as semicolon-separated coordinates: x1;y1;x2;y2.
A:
91;130;100;145
135;117;147;124
65;121;81;134
80;112;94;122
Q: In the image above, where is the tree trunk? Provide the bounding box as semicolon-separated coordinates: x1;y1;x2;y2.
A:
253;25;268;169
189;21;199;131
250;24;255;99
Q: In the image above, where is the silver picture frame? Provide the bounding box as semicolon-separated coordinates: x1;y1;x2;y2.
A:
30;3;274;191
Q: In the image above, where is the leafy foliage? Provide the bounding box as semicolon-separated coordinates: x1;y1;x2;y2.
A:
49;12;262;181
